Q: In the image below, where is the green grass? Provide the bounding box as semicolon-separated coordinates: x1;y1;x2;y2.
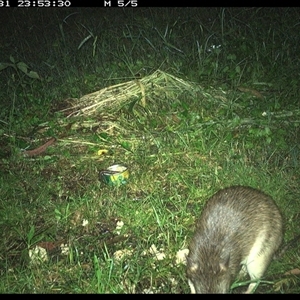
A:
0;7;300;293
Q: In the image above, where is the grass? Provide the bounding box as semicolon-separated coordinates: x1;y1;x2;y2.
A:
0;7;300;293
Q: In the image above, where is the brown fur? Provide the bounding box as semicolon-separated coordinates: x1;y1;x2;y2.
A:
187;186;283;293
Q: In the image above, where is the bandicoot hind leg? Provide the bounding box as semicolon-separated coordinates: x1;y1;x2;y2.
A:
244;246;275;293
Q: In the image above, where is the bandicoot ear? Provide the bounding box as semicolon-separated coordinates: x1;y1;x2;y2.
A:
219;254;230;273
219;263;226;272
189;262;199;272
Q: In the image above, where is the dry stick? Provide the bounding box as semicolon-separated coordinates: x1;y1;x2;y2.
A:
23;137;56;157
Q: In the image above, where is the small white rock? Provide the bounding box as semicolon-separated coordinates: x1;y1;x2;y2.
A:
175;248;189;265
29;246;48;265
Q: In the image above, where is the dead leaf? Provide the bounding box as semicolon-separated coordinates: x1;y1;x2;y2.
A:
284;268;300;276
238;86;264;99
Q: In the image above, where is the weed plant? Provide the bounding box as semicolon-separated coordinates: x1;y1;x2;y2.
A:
0;7;299;293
